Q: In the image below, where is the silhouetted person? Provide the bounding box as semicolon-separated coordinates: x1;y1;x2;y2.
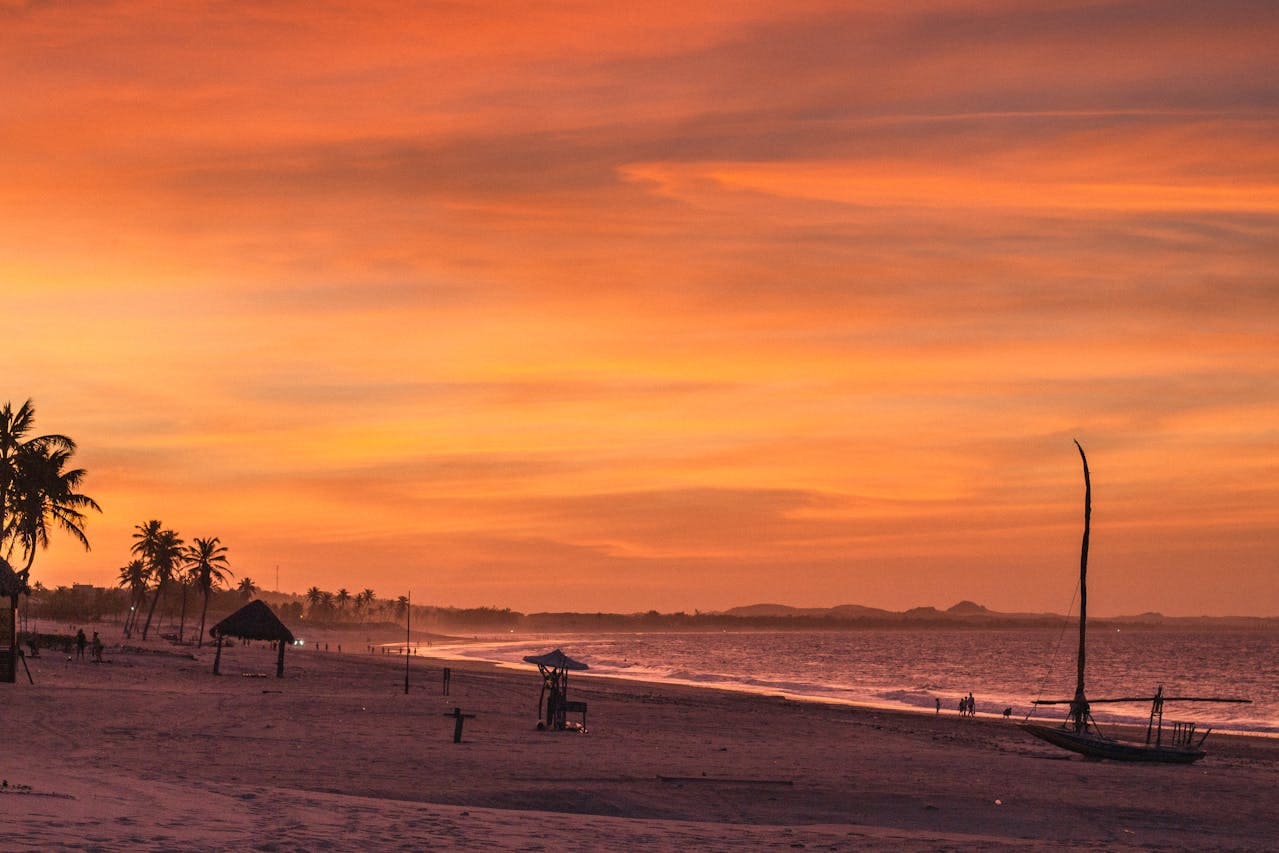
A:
967;692;975;717
91;631;103;663
75;629;87;661
935;697;941;714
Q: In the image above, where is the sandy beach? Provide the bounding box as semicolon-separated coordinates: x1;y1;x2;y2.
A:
3;625;1276;851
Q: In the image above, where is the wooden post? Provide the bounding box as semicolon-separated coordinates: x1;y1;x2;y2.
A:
212;634;223;675
277;637;286;677
1;595;16;684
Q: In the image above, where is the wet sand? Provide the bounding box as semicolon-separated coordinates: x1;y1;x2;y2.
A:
3;625;1276;850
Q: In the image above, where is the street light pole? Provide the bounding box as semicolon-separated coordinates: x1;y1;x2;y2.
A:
404;589;411;695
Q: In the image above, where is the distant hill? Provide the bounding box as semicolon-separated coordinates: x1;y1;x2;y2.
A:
721;601;1038;624
828;603;896;619
723;603;895;619
708;602;1277;629
723;603;818;618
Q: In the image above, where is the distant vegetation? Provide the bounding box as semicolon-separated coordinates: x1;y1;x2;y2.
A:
26;582;1278;639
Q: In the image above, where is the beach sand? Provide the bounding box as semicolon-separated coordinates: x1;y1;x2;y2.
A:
3;624;1276;851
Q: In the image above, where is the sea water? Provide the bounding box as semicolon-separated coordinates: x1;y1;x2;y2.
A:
424;627;1279;735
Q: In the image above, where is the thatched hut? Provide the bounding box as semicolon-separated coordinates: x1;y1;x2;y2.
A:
209;599;296;678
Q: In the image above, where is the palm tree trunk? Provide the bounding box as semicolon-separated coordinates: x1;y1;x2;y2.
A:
197;591;210;649
131;589;146;636
141;578;165;640
177;584;189;642
4;593;17;684
124;590;139;637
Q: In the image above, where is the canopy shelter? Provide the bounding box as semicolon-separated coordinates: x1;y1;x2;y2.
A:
209;600;296;678
523;648;588;730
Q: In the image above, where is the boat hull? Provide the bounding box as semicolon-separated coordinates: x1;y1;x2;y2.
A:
1020;723;1205;763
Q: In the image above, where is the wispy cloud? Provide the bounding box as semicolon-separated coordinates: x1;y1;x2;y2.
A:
4;0;1277;614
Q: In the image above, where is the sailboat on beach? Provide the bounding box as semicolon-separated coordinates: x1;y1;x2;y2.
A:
1020;441;1250;763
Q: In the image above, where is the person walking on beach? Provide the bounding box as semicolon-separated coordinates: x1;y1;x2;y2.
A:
967;692;976;718
75;628;87;661
91;631;103;663
935;697;941;715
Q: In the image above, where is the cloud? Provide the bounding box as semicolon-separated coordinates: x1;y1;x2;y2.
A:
6;1;1278;614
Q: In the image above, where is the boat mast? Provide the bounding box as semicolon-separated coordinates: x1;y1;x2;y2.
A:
1071;439;1090;732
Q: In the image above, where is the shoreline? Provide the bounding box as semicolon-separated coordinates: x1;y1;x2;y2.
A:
386;630;1279;738
4;623;1278;849
30;619;1278;736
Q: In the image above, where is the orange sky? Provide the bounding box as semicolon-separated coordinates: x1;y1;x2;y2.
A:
3;1;1277;616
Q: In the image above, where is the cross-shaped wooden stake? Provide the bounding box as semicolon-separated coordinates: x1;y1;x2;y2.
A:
443;707;476;743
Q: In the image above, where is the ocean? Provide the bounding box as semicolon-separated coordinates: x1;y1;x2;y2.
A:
423;627;1279;735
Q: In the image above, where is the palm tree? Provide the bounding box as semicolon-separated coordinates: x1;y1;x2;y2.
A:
175;564;195;642
117;559;149;637
8;447;101;573
0;400;98;679
186;537;232;648
130;520;162;637
394;595;409;622
360;588;376;621
133;521;184;640
0;400;99;585
1;400;73;553
336;588;351;617
237;576;258;600
305;586;324;617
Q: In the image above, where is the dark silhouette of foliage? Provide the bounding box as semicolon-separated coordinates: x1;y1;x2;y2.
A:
187;536;232;648
132;520;184;640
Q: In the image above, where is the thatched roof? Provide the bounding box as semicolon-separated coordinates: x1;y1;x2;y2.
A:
0;557;29;599
210;600;295;643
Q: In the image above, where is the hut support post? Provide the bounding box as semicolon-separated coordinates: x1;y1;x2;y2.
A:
212;634;223;675
277;638;286;677
2;595;16;684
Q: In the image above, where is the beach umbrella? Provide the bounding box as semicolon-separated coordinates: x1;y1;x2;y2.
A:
522;648;589;671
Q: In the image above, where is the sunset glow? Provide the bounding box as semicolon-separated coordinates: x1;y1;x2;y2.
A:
4;1;1277;615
